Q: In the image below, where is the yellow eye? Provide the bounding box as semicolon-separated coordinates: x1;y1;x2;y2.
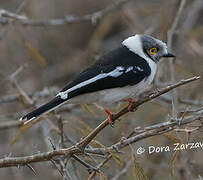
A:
149;47;158;55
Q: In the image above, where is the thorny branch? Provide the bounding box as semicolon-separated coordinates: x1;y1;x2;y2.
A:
0;0;131;26
0;76;201;168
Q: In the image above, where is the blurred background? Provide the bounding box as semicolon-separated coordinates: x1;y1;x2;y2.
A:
0;0;202;179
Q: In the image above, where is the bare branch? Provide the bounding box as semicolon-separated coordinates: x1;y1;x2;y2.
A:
0;87;58;105
0;120;23;130
88;155;112;179
111;159;133;180
0;147;80;168
9;65;34;105
0;0;131;26
167;0;187;117
168;0;186;45
183;0;203;32
158;95;203;107
72;155;98;173
108;115;201;152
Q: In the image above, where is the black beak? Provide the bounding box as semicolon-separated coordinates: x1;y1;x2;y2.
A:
162;53;175;58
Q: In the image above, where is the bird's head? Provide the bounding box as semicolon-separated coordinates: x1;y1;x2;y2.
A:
122;34;175;63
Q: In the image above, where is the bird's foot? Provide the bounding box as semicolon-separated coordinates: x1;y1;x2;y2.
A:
124;98;136;112
105;109;115;127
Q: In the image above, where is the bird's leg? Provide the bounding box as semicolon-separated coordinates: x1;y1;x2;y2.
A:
124;98;136;112
104;109;115;127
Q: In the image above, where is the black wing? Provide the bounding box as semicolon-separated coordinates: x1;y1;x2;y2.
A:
60;45;151;99
21;46;151;122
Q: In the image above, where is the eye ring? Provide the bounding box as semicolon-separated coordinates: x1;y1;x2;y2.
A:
149;47;158;55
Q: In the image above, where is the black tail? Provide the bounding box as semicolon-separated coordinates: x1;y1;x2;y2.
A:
20;97;66;123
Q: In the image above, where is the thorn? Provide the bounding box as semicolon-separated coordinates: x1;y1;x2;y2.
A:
156;88;161;93
74;144;85;154
112;145;120;153
48;138;56;150
26;164;37;176
88;167;97;174
50;159;64;177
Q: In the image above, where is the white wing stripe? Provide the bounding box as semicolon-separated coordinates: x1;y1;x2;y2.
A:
125;66;133;73
57;66;124;100
136;66;144;72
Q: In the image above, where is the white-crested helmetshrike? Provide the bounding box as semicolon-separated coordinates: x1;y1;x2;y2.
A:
20;34;175;124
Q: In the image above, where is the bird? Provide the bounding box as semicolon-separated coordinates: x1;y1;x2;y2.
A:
20;34;175;124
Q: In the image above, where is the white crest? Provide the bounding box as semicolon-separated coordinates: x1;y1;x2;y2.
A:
122;34;147;60
122;34;168;60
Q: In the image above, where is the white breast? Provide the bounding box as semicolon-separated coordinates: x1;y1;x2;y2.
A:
145;57;157;85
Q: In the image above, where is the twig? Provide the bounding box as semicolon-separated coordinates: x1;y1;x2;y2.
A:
26;164;37;176
72;155;98;173
179;107;203;116
50;159;64;177
54;117;79;180
9;65;34;105
167;0;187;118
0;147;80;168
0;87;58;104
88;155;112;180
57;115;65;148
0;9;27;23
0;0;131;26
0;120;23;130
182;0;203;32
111;159;133;180
168;0;186;45
59;160;73;180
158;95;203;107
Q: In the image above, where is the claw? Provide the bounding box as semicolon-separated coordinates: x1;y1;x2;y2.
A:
105;109;114;127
